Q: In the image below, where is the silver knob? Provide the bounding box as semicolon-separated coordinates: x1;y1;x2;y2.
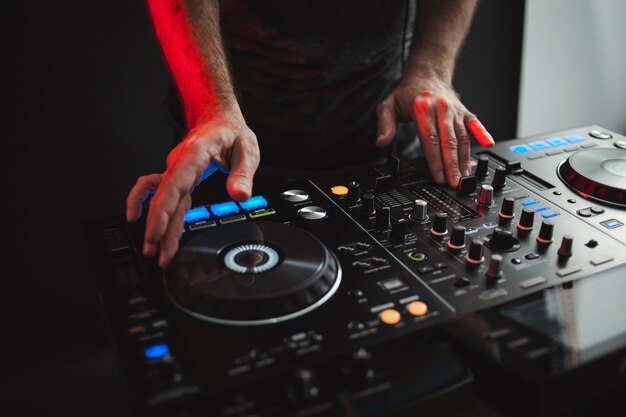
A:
409;199;429;222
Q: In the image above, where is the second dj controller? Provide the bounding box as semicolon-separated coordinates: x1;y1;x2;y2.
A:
86;125;626;417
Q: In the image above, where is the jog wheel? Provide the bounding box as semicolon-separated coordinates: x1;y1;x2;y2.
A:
557;148;626;208
164;221;341;325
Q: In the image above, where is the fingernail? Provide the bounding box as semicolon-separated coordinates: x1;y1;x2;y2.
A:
453;175;461;187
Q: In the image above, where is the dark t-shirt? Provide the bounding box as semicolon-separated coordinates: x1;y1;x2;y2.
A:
218;0;416;173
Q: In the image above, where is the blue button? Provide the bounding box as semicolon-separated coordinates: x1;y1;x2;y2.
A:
210;201;239;217
521;199;539;206
546;137;569;146
564;135;585;143
144;343;169;359
184;207;210;223
509;144;533;154
541;211;560;218
528;141;552;150
239;195;268;211
600;218;624;229
534;205;549;212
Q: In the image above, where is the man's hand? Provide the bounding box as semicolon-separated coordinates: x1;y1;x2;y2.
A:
375;77;494;188
126;114;260;268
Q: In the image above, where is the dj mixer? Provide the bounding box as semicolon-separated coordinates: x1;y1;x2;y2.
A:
86;125;626;417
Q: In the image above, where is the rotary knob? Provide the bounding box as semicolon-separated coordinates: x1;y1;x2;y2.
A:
430;212;448;236
361;193;376;217
536;220;555;244
499;197;515;219
485;254;504;282
376;206;391;230
466;239;485;264
517;208;535;231
558;234;574;258
477;184;494;206
491;166;507;191
448;225;466;249
487;228;515;251
347;181;361;203
409;199;429;222
475;155;489;178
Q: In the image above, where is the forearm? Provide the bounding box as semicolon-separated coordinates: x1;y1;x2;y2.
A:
146;0;239;128
403;0;478;84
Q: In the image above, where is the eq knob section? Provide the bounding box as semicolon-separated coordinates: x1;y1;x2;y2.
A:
447;225;466;250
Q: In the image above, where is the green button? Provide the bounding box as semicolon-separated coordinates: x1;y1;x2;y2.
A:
249;208;276;219
409;251;427;262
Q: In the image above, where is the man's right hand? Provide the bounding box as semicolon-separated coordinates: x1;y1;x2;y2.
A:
126;114;260;269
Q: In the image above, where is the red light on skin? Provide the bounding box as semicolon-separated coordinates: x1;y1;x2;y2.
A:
468;117;495;148
146;0;220;128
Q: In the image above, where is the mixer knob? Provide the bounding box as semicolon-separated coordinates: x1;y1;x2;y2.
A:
347;181;361;203
491;166;507;191
457;175;477;195
430;212;448;236
466;239;485;264
361;193;376;217
498;197;515;219
477;184;494;206
447;225;466;249
375;206;391;230
485;254;504;282
390;220;407;244
558;234;574;258
475;155;489;178
488;227;515;251
536;220;555;244
409;199;429;222
517;208;535;231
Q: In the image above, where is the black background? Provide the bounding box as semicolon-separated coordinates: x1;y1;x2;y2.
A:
2;1;523;415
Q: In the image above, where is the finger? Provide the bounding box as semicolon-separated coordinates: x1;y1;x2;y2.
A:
158;193;191;268
466;116;495;148
144;155;204;257
226;137;260;202
436;98;461;188
375;99;397;148
126;174;163;222
413;97;445;184
454;118;472;177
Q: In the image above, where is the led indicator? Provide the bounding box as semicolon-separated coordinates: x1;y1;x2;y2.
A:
547;137;569;146
528;141;552;150
563;135;585;143
184;207;210;223
144;343;169;359
509;145;533;154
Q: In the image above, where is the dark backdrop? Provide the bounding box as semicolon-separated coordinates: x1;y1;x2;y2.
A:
2;1;523;415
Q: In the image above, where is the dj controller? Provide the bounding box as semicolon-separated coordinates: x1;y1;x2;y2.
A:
86;125;626;417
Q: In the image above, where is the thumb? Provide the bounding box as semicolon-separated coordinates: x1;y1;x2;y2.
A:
226;138;260;202
375;99;397;148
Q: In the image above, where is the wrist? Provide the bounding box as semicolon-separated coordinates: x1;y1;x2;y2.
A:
401;61;454;87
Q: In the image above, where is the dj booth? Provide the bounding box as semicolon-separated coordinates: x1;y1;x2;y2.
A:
86;125;626;417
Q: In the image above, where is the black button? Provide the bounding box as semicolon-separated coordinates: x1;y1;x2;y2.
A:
590;206;605;214
525;253;540;260
577;208;592;217
567;199;576;203
585;239;599;248
417;266;435;274
433;262;449;270
511;258;522;264
553;191;562;195
454;277;471;288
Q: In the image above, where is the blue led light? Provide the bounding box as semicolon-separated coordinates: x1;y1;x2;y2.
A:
533;205;549;212
541;211;560;219
563;135;585;143
528;141;552;150
144;343;169;359
184;207;210;223
520;199;538;206
509;144;533;154
210;201;239;217
546;137;569;146
239;195;268;211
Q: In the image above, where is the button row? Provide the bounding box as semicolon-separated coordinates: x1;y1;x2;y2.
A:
509;135;585;155
184;195;269;223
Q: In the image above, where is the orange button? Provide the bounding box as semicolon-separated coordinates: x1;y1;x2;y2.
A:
407;301;428;317
331;185;349;196
380;309;401;325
